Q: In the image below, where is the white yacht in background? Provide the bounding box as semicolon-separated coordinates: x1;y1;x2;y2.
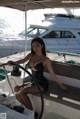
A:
25;14;80;54
1;14;80;57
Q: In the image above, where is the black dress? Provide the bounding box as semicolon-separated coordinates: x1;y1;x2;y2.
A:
25;62;49;91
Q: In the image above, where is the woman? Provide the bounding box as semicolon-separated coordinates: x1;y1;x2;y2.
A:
7;37;68;110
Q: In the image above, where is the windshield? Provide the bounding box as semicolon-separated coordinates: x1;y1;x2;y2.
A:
27;27;47;38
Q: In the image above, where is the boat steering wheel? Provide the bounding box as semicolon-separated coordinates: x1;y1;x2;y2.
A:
0;63;44;119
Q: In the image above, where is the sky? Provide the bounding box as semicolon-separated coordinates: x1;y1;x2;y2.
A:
0;7;80;34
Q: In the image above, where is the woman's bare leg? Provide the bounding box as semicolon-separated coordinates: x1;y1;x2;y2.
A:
15;85;44;110
14;85;28;107
16;93;33;110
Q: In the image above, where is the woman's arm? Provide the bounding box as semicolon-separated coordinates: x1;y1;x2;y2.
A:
45;57;68;91
7;53;32;65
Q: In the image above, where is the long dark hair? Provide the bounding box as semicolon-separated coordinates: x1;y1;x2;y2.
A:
31;37;46;56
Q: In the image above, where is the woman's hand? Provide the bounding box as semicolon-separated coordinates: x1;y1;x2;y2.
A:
7;60;14;65
60;84;69;92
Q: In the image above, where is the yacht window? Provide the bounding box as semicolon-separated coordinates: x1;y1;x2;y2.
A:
27;27;47;38
27;28;38;37
43;30;76;38
43;31;60;38
61;31;75;38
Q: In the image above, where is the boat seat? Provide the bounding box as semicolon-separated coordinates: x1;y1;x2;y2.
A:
35;80;80;110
